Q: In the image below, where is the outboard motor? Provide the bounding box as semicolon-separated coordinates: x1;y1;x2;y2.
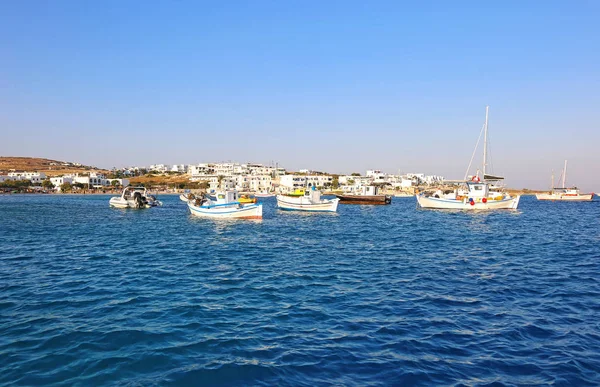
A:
133;192;144;208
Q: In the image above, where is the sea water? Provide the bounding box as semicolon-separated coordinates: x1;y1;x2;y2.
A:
1;194;599;386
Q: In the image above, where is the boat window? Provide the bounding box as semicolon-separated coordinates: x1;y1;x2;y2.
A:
474;186;483;191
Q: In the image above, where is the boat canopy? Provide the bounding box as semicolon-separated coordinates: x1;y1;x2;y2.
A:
483;174;504;180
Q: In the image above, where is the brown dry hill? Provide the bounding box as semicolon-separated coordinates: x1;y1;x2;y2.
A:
129;174;192;186
0;157;108;176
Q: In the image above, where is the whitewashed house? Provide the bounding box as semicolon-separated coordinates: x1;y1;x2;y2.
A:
170;164;188;173
50;176;74;191
189;163;215;180
305;175;333;188
248;175;273;192
8;172;46;184
279;175;306;193
149;164;168;173
71;172;109;188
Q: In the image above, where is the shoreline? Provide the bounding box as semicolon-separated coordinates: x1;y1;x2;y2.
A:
0;191;549;197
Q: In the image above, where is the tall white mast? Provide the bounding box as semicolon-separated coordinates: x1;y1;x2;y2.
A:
562;160;567;188
483;105;489;177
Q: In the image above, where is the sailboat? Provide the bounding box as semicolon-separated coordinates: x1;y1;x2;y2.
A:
535;160;594;201
416;106;520;210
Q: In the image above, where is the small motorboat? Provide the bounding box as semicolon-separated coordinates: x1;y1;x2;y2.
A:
187;190;262;219
276;187;339;212
109;187;154;209
146;194;163;207
238;194;257;204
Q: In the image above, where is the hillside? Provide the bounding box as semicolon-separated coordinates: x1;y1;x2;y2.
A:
0;157;107;176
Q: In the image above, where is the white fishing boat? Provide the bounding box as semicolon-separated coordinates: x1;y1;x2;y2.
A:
254;190;275;198
416;106;520;210
416;180;520;210
276;187;339;212
187;190;262;219
109;187;155;209
179;192;196;202
536;161;594;201
393;191;414;198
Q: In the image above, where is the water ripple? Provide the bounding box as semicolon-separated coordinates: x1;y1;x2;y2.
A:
1;195;600;385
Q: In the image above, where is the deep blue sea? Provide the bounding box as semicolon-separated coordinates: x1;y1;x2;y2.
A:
1;194;600;386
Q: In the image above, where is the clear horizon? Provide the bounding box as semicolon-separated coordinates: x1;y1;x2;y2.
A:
2;1;599;191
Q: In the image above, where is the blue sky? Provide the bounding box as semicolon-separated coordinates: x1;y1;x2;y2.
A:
1;1;599;190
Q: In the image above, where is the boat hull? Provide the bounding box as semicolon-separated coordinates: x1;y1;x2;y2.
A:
536;193;594;201
276;195;339;212
416;194;520;210
109;197;148;209
187;202;263;219
336;194;392;205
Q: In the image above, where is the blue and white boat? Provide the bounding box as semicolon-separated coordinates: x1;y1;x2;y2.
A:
276;186;339;212
187;190;263;219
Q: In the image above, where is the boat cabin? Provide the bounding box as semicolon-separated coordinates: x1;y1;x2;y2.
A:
552;187;579;194
466;182;489;198
360;185;381;196
214;190;239;204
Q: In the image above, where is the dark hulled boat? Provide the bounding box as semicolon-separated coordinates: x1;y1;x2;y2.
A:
336;185;392;205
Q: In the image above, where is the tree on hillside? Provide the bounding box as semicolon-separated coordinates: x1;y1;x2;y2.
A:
42;180;55;190
0;180;30;189
331;177;339;189
351;172;361;176
60;183;72;192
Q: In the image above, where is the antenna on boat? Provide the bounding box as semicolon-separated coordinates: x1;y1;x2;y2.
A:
483;105;489;177
463;120;485;180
